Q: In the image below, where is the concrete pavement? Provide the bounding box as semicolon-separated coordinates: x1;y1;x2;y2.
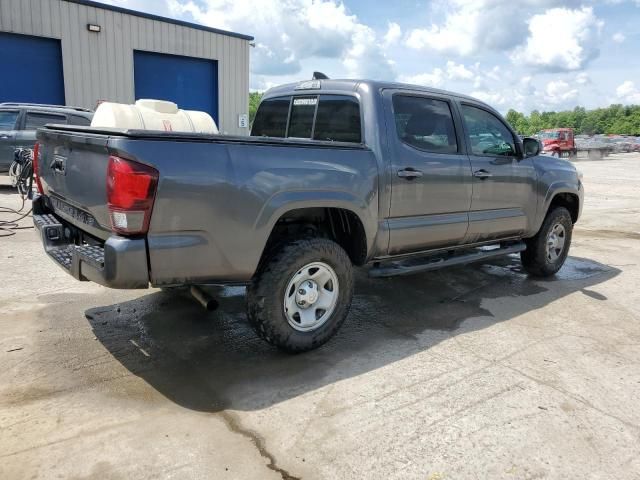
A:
1;154;639;479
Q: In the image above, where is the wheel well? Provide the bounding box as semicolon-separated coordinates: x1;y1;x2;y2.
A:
549;193;579;223
263;208;367;266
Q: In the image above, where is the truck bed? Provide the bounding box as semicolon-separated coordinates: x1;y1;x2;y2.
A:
35;125;379;286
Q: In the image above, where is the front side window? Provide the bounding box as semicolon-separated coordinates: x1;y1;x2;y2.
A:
25;112;66;130
392;95;458;153
251;96;291;137
462;105;516;156
0;110;19;131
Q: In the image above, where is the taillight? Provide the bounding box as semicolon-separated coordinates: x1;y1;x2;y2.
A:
32;142;44;195
106;155;158;235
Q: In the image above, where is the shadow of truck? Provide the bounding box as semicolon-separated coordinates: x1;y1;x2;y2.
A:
84;255;618;413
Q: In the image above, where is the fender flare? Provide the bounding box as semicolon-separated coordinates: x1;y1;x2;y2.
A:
535;182;581;231
253;189;378;255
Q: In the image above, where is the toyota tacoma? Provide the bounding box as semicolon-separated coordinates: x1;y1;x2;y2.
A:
32;79;583;352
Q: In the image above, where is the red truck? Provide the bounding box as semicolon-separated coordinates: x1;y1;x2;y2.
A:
538;128;577;158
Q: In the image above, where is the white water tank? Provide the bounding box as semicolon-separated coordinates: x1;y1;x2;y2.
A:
91;99;218;134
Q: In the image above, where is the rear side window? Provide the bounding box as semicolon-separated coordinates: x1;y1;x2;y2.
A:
251;94;362;143
288;97;317;139
25;112;67;129
251;97;290;137
0;110;19;130
461;105;516;156
313;95;361;143
393;95;458;153
69;115;92;126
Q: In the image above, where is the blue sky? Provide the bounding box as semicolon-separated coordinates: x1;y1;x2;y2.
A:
105;0;640;113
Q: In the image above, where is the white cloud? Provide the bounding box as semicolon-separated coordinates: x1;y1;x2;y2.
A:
513;7;603;72
404;0;584;57
616;81;640;103
612;32;626;43
167;0;394;79
399;69;445;88
405;1;527;56
469;90;507;106
446;61;474;80
383;22;402;47
544;80;579;105
576;72;591;85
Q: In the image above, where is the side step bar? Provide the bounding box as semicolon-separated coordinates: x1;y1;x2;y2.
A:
369;241;526;278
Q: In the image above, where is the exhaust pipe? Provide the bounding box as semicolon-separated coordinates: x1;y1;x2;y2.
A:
190;285;219;311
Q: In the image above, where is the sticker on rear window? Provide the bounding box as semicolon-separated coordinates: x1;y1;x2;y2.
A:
293;98;318;106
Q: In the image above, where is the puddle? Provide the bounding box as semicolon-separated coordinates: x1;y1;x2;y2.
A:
73;254;620;412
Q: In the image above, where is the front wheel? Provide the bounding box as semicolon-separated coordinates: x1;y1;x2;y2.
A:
521;207;573;277
247;238;354;353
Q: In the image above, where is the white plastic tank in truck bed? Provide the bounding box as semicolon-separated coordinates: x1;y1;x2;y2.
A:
91;99;218;133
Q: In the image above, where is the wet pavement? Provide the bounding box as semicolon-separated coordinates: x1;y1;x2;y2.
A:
1;154;640;479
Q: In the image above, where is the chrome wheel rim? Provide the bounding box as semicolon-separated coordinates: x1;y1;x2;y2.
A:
546;223;566;262
283;262;339;332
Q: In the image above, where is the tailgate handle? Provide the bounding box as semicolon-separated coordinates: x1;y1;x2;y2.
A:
50;155;67;174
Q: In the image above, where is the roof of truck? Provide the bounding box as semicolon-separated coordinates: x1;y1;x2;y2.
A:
263;78;492;108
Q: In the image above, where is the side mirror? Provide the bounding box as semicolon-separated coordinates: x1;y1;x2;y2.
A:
522;137;541;158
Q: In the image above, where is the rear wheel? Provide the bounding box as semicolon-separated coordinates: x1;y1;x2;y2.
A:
521;207;573;277
247;238;354;353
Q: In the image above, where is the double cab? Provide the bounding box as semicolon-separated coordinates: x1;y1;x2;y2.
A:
33;79;583;352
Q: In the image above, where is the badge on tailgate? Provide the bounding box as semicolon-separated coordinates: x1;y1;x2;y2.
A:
50;196;99;228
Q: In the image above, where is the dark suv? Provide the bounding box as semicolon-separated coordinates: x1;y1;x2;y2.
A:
0;103;93;173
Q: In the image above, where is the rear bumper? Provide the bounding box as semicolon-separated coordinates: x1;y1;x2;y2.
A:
33;195;149;289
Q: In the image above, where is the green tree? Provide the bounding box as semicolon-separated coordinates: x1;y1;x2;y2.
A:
503;104;640;136
249;91;264;126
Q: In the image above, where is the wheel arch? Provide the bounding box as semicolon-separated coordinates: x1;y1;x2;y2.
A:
254;191;376;268
542;183;581;224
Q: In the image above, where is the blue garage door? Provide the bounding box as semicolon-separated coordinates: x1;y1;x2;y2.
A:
134;51;218;123
0;33;65;104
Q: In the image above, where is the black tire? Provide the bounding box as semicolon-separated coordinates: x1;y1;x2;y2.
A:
247;238;354;353
521;207;573;277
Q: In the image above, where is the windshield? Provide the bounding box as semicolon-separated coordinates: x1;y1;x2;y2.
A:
538;131;560;139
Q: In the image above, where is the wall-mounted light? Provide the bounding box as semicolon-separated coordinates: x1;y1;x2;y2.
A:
87;24;101;33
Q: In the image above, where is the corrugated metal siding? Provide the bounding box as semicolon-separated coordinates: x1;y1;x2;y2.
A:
0;0;250;134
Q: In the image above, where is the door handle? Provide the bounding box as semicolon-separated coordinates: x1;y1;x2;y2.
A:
473;169;492;179
0;135;11;139
397;168;423;179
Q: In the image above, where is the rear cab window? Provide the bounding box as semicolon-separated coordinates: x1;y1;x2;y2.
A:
25;112;67;130
0;110;20;131
252;94;362;143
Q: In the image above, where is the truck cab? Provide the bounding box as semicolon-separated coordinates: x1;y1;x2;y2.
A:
538;128;577;158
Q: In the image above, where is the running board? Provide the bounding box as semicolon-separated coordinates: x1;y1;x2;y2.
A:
369;242;526;278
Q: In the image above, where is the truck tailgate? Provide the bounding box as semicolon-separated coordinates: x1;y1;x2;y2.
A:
37;128;113;240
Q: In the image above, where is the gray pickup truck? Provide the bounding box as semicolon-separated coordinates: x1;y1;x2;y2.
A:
33;79;583;352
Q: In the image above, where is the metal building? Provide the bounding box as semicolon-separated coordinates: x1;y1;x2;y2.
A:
0;0;253;134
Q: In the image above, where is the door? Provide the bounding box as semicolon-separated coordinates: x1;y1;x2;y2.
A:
134;51;219;124
385;92;473;255
0;110;20;173
459;103;537;242
14;111;67;151
0;33;65;104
